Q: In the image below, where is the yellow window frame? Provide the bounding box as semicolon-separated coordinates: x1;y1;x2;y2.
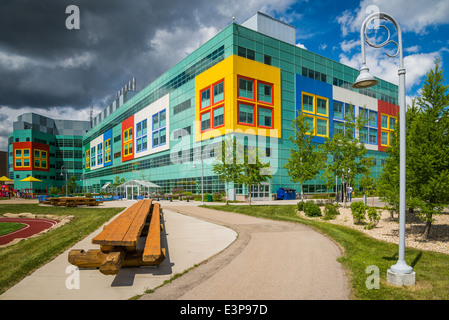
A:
381;130;390;147
315;116;329;138
85;150;90;169
15;148;31;168
389;116;397;130
34;149;48;169
104;138;111;162
315;95;329;117
301;92;315;114
303;114;315;135
123;127;133;156
381;114;389;129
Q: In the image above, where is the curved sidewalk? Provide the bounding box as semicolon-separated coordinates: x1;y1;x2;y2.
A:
141;206;351;300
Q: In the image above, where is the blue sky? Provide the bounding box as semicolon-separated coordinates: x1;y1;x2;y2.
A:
0;0;448;151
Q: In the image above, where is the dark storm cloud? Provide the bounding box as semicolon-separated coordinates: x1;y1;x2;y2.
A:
0;0;227;110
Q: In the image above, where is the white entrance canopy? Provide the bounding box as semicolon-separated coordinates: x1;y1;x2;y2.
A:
116;179;162;200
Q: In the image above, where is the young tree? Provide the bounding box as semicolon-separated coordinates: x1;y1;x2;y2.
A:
321;106;374;206
212;136;242;204
68;175;78;194
284;113;324;200
407;59;449;238
238;144;273;206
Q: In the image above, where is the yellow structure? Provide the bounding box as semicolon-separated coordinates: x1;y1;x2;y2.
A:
195;55;281;142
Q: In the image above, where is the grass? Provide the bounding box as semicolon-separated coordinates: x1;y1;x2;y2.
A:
0;204;125;295
0;222;25;236
202;204;449;300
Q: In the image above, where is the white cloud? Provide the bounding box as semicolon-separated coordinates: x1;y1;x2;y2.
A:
337;0;449;36
296;42;307;50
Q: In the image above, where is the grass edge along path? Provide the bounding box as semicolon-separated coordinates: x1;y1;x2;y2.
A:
202;204;449;300
0;204;124;296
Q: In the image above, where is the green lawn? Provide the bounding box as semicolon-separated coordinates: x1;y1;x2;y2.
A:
0;204;125;295
0;222;25;236
203;204;449;300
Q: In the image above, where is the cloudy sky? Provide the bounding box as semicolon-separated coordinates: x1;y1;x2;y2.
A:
1;0;448;151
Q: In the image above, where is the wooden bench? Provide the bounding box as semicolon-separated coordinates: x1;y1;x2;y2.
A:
68;199;166;275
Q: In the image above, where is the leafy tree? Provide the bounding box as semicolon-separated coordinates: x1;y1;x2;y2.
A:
321;107;374;206
378;59;449;239
212;136;242;204
408;59;449;238
68;175;78;194
238;144;273;206
284;113;324;199
112;176;126;187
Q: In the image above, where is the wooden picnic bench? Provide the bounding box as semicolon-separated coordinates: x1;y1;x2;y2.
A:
68;199;165;275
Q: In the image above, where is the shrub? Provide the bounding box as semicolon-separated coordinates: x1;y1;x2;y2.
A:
323;203;340;220
304;201;322;217
350;201;366;225
366;207;381;229
297;201;306;211
212;192;222;201
85;192;92;198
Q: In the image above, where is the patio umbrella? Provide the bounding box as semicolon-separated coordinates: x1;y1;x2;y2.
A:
0;176;13;183
20;176;42;193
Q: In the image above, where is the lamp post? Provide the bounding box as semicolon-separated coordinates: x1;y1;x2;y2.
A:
353;12;415;285
60;165;68;197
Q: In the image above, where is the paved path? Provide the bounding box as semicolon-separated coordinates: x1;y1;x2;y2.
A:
141;206;351;300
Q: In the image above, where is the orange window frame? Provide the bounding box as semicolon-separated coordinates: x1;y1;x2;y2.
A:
257;106;274;129
237;75;256;101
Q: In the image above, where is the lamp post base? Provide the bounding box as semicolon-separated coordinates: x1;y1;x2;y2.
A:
387;269;416;286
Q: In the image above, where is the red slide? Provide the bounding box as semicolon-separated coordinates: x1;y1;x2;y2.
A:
0;217;59;245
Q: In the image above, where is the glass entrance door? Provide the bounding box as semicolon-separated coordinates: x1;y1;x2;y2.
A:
250;183;270;201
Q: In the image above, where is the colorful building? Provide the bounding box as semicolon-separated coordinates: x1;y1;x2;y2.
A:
8;12;398;199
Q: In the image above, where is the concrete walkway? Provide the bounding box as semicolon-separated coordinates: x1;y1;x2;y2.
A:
0;201;237;300
141;206;351;300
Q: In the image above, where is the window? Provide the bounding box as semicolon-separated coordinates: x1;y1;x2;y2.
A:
97;143;103;165
359;108;368;121
213;106;224;128
85;150;90;169
369;128;377;144
302;93;314;113
213;81;224;104
152;109;167;147
381;114;389;129
15;149;31;168
91;146;96;167
201;88;211;109
258;82;273;104
264;55;272;65
334;101;343;119
201;111;211;132
238;77;254;100
104;139;111;162
238;103;254;125
258;107;273;128
316;118;328;137
237;46;255;60
389;117;396;130
334;121;344;135
123;127;133;156
368;110;377;127
359;127;368;143
381;131;389;146
316;97;328;116
136;119;148;153
301;92;329;138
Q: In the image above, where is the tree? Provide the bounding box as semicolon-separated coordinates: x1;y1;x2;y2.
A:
407;59;449;238
321;106;374;206
284;113;324;199
112;176;125;187
68;175;78;194
238;144;273;206
212;136;242;204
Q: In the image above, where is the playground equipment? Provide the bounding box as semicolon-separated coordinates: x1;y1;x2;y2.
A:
0;185;17;198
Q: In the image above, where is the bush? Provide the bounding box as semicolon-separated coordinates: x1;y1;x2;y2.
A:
366;207;381;229
297;201;306;211
85;192;92;198
323;203;340;220
304;201;322;217
212;192;222;201
350;201;366;225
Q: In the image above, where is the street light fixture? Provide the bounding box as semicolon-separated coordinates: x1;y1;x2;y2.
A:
353;12;415;285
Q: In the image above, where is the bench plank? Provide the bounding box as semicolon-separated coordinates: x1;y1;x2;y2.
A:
92;199;152;248
142;203;165;262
